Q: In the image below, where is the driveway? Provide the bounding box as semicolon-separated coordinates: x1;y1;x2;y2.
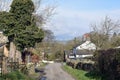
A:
43;63;75;80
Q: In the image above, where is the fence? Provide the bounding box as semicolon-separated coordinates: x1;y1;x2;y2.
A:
0;56;3;77
0;57;20;79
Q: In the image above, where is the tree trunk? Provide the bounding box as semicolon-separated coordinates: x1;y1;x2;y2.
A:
9;42;16;62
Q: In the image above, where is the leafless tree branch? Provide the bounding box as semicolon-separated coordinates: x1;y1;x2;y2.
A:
32;0;56;28
90;16;120;49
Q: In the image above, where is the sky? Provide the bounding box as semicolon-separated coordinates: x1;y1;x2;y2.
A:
1;0;120;41
40;0;120;41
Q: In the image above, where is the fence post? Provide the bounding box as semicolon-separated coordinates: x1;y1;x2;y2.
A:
0;55;3;78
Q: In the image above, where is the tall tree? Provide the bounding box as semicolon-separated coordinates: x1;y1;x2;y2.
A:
0;0;44;51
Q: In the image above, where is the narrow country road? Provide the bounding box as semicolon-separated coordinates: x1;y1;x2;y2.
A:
43;63;75;80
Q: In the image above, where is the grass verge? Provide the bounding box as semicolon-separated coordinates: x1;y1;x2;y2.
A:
63;64;101;80
1;70;33;80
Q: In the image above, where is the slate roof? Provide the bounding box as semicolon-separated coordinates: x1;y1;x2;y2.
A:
75;50;93;55
76;41;96;50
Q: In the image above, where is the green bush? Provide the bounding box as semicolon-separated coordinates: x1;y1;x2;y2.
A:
63;65;100;80
20;65;29;75
94;48;120;80
4;71;33;80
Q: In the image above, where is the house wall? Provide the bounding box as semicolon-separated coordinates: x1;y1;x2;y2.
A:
69;55;75;59
76;54;93;58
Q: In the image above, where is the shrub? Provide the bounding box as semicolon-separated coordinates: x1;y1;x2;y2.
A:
20;65;29;75
4;71;33;80
76;62;94;71
66;62;75;68
94;48;120;80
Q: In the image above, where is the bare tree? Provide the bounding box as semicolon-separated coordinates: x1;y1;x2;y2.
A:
91;16;120;35
32;0;56;28
90;16;120;49
44;29;55;42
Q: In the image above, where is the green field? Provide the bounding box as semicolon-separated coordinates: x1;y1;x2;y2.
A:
63;65;101;80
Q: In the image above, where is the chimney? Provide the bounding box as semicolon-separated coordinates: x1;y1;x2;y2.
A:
83;33;90;41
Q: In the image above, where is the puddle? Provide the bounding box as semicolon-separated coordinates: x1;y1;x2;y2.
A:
40;76;47;80
36;68;47;80
35;68;44;73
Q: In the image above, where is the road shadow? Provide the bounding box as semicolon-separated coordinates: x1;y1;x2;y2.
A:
34;68;47;80
35;68;44;73
85;70;103;80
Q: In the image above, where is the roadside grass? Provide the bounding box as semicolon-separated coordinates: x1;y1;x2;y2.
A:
63;64;101;80
0;63;47;80
1;70;33;80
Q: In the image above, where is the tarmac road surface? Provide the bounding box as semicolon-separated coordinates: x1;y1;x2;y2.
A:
43;63;75;80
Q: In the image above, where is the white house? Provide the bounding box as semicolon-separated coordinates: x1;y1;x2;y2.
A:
68;53;75;59
70;41;97;59
76;41;96;50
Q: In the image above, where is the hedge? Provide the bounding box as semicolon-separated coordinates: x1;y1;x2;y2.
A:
94;48;120;80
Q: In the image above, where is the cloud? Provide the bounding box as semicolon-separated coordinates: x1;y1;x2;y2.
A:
1;0;120;40
44;7;120;40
